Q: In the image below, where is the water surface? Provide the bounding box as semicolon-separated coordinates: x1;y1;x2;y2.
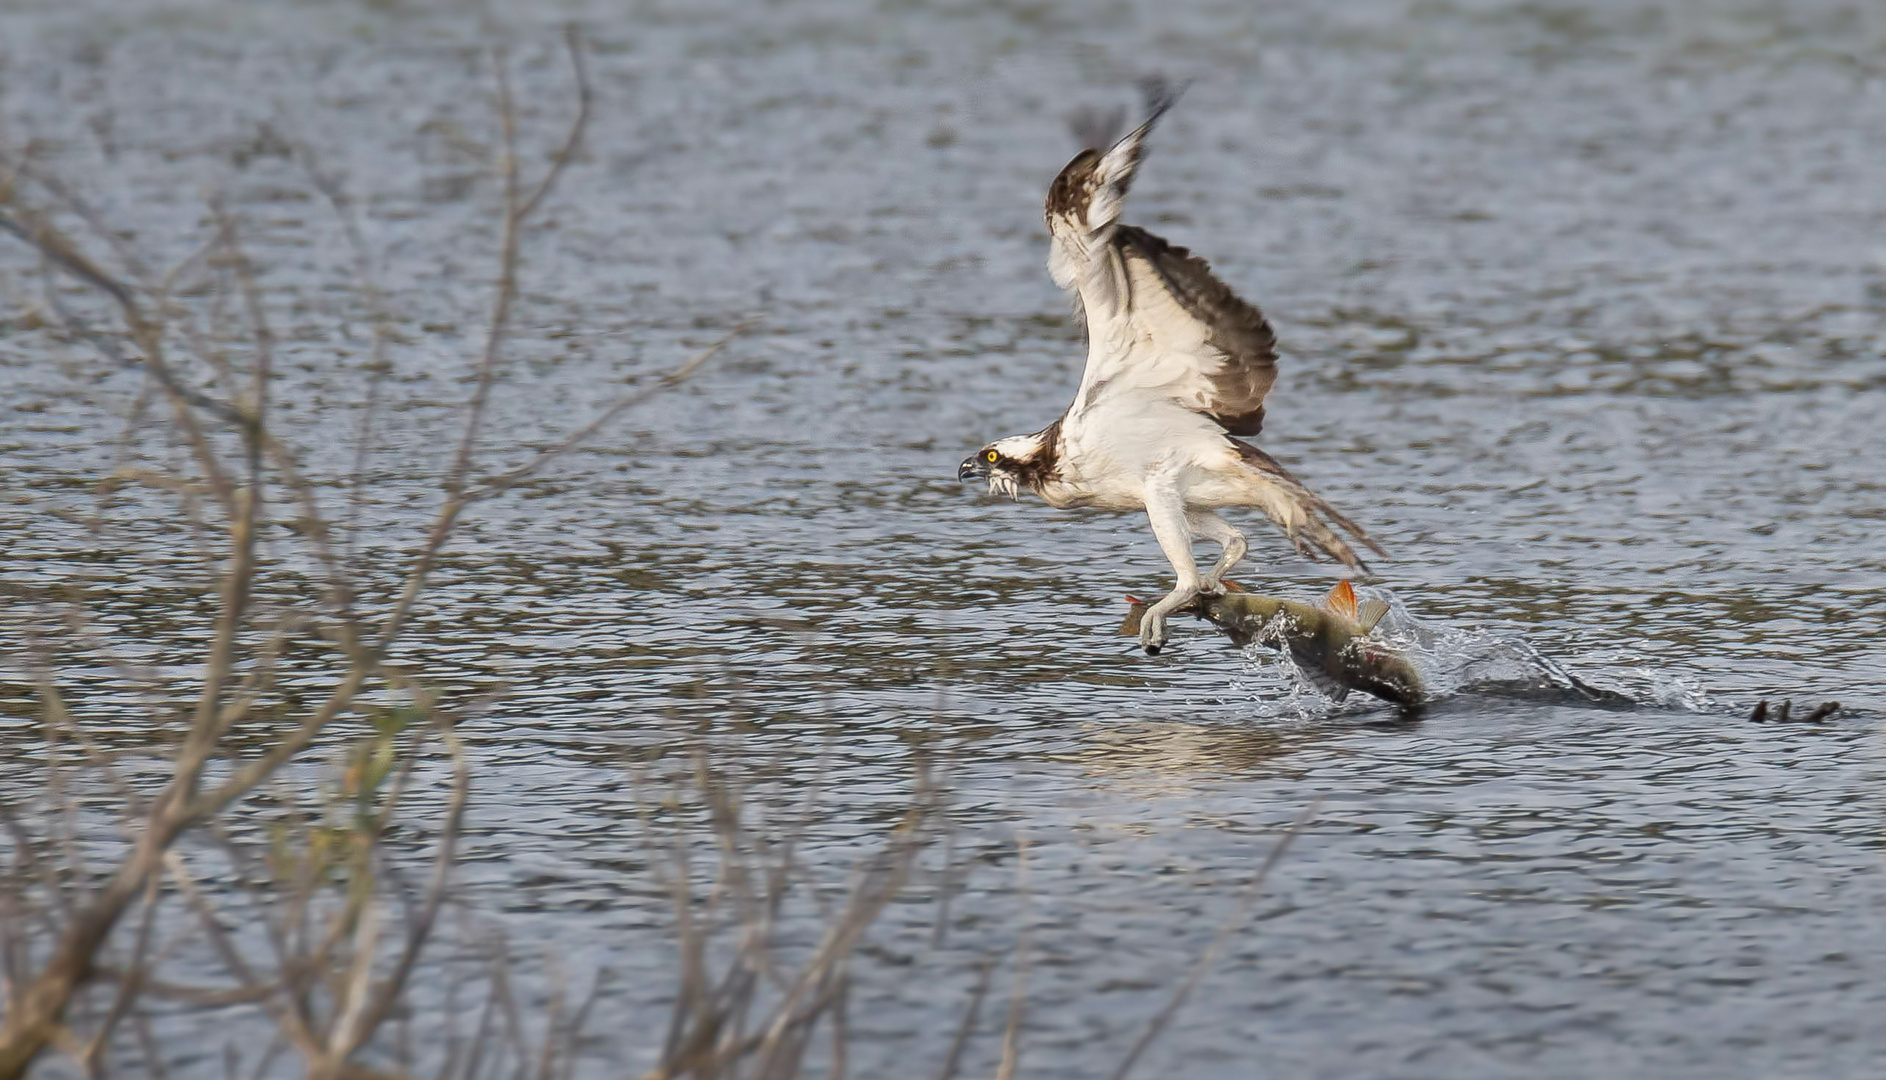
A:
2;1;1884;1076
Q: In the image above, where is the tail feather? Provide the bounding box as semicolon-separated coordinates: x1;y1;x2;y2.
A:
1232;441;1386;571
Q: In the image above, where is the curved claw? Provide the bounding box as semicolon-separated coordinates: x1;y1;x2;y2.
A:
1137;582;1196;657
1139;609;1170;655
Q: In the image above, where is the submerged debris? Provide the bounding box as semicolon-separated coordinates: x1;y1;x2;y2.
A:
1121;580;1425;706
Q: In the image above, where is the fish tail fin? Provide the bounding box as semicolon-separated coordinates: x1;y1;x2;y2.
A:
1355;598;1391;633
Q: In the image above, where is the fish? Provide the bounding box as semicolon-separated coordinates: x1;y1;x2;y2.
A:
1120;580;1424;706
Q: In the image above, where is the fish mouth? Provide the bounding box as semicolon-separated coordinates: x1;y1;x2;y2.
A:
957;456;988;483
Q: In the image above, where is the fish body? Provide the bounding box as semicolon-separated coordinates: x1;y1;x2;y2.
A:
1121;581;1424;705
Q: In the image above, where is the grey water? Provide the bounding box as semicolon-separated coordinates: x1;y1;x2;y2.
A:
2;0;1885;1076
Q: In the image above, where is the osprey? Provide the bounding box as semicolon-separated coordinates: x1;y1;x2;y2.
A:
958;85;1385;654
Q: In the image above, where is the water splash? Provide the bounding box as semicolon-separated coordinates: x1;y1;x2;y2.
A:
1629;667;1715;712
1227;660;1358;721
1236;586;1699;712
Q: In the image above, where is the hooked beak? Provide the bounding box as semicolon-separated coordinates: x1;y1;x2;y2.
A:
957;455;988;483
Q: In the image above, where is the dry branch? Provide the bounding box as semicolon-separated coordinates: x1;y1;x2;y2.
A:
0;26;733;1077
1106;799;1321;1080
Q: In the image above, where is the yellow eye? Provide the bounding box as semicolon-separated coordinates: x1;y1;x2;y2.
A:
985;450;1000;463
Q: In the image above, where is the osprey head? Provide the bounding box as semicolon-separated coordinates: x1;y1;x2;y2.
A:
957;433;1053;501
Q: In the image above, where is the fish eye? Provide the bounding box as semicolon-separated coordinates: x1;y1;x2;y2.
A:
985;450;1000;463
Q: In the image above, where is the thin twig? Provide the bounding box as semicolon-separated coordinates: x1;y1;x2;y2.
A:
515;25;592;223
291;139;394;568
932;958;996;1080
76;874;161;1074
0;206;246;432
467;325;747;503
131;1014;171;1080
533;956;567;1080
164;852;322;1061
370;30;592;660
1105;798;1323;1080
825;970;849;1080
342;727;473;1060
7;155;152;284
559;968;610;1080
993;836;1029;1080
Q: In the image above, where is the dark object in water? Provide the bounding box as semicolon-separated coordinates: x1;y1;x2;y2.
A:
1121;581;1424;706
1749;699;1840;724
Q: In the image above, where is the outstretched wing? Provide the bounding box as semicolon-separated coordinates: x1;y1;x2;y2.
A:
1056;81;1274;437
1045;78;1180;296
1073;226;1278;436
1045;85;1278;436
1042;86;1381;569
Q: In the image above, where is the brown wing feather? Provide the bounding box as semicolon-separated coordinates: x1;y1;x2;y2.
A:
1114;225;1277;436
1044;83;1180;234
1045;148;1105;225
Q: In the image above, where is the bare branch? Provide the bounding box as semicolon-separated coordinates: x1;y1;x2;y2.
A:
440;46;523;510
0;207;139;314
339;726;472;1062
164;851;323;1061
993;837;1029;1080
1106;799;1322;1080
0;25;752;1078
76;875;161;1073
515;25;593;223
932;957;996;1080
0;193;241;513
4;155;152;284
0;207;245;430
290;140;394;568
469;324;747;503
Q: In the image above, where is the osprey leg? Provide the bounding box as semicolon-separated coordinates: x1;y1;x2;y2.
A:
1140;481;1201;654
1187;510;1246;593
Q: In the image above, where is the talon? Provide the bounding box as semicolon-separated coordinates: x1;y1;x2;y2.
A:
1138;612;1170;655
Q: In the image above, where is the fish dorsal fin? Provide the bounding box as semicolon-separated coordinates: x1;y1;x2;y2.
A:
1323;579;1358;620
1355;598;1391;633
1119;596;1148;637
